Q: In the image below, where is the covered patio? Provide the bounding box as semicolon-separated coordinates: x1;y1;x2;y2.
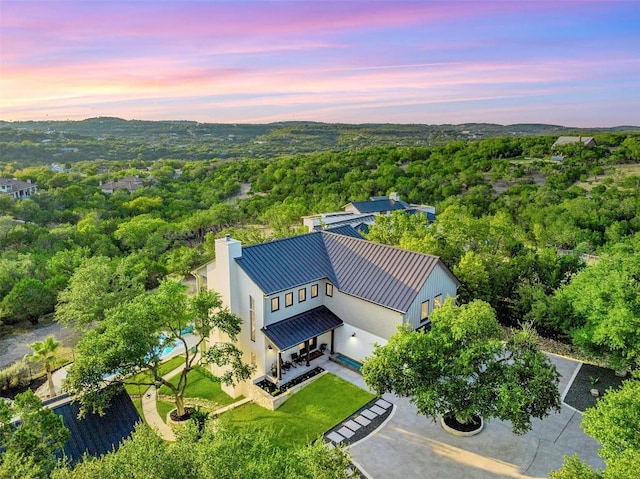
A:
262;306;343;383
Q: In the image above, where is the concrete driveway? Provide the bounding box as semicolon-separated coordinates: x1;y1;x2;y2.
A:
325;354;604;479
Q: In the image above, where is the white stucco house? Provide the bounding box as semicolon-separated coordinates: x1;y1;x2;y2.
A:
194;226;459;398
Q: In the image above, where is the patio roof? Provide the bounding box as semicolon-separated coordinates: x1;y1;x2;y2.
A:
262;306;343;351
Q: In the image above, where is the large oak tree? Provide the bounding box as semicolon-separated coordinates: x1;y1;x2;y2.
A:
64;280;252;417
362;299;561;434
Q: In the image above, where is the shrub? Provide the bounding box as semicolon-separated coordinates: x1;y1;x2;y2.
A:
0;360;31;391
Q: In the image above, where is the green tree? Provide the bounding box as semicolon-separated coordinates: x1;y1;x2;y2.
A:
362;299;560;434
559;237;640;370
0;278;54;325
25;336;61;398
552;378;640;479
64;280;253;417
0;390;69;478
55;256;145;328
51;420;352;479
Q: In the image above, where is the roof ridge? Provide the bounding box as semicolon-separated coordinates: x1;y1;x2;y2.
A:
242;229;322;252
321;229;440;260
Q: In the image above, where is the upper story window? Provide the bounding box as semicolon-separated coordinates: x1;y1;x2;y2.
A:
271;296;280;312
434;294;443;309
249;295;256;342
420;300;429;321
298;287;306;303
311;284;318;298
326;283;334;297
285;292;294;307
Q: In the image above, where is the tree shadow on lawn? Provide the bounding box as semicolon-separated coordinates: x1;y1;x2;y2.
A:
563;363;627;412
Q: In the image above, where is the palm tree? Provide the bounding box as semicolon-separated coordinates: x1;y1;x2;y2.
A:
25;336;60;398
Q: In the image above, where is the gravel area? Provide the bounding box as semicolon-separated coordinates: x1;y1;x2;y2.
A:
0;321;81;369
563;362;628;412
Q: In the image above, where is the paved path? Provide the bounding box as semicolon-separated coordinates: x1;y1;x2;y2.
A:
336;353;605;479
140;345;251;442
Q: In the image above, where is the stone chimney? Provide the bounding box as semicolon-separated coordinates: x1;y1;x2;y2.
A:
389;192;400;202
214;235;242;313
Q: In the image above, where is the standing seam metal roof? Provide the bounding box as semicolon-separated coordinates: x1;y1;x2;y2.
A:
348;198;408;213
261;306;343;351
235;226;457;313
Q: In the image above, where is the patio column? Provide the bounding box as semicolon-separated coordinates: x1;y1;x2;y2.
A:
304;339;310;366
277;351;282;380
330;330;335;354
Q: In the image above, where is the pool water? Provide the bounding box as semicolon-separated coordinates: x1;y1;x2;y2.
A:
335;353;363;371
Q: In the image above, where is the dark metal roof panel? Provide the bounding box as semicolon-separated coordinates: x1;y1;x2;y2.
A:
322;232;441;312
54;389;140;463
236;232;336;295
349;198;406;213
262;306;343;351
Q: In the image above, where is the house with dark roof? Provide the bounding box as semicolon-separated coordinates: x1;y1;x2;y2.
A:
196;226;459;399
552;136;596;149
0;178;38;199
303;192;436;232
100;176;144;194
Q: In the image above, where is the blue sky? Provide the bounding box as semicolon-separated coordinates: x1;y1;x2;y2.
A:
1;1;638;126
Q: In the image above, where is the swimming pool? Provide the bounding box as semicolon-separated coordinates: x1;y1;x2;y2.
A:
333;353;363;372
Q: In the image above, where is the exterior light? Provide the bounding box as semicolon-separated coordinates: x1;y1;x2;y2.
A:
352;332;356;338
267;344;273;350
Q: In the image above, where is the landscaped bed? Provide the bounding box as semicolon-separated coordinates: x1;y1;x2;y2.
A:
255;366;324;396
222;373;375;448
563;362;628;412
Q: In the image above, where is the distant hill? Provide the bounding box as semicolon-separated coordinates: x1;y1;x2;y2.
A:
1;117;638;166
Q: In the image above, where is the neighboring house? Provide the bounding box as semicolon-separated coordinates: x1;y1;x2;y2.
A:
552;136;596;149
0;178;38;200
196;226;459;399
303;192;436;232
49;163;70;173
100;176;144;194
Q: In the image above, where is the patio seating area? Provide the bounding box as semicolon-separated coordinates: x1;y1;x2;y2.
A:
269;349;327;386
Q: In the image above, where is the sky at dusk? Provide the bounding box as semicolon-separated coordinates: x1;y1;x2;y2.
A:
1;0;639;126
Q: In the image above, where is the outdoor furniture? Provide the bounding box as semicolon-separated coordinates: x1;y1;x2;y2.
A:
290;352;303;366
280;358;292;371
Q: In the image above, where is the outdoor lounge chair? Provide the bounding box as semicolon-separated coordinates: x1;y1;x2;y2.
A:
291;352;304;365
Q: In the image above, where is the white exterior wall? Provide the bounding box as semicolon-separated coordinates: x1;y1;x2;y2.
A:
323;282;402;360
403;262;459;330
263;282;324;327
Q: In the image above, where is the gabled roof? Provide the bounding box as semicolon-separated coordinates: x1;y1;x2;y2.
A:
552;136;596;147
236;226;458;313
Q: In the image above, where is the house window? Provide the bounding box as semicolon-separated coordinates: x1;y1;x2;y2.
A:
434;294;442;309
249;296;255;342
271;296;279;312
325;283;333;297
421;300;429;321
285;292;293;307
311;284;318;298
298;288;306;303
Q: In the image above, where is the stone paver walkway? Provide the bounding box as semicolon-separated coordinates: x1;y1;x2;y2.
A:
325;398;394;446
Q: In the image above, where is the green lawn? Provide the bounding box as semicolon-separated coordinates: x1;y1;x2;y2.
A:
223;373;375;448
157;366;238;407
157;400;174;422
123;355;184;397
